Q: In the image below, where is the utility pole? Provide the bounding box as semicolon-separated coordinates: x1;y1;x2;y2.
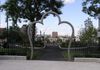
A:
98;14;100;46
6;15;9;47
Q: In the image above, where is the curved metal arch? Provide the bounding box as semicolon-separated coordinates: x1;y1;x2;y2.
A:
59;21;74;37
27;21;43;59
27;11;75;60
41;11;61;24
59;21;75;60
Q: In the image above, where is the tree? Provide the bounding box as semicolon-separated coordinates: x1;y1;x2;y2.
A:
82;0;100;47
79;18;97;46
0;0;64;25
0;0;64;59
8;26;23;44
0;0;20;27
82;0;100;18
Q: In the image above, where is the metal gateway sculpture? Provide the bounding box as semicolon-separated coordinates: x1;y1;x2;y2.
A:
27;11;75;60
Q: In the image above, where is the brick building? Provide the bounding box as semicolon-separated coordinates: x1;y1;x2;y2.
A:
52;32;58;38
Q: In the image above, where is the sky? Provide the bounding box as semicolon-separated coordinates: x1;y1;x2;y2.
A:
0;0;98;36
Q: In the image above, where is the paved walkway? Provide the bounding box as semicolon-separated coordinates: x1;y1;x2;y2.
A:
39;46;64;60
0;60;100;70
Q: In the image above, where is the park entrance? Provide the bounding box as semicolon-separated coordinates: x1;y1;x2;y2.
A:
0;11;99;61
27;11;75;60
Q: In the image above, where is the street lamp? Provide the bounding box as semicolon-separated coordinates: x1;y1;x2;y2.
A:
6;15;9;48
98;14;100;31
92;34;95;47
97;14;100;46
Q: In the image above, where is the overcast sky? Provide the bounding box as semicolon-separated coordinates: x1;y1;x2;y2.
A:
0;0;98;36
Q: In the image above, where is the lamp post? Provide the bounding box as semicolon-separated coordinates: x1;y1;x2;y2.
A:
98;14;100;46
98;14;100;31
6;15;9;48
43;32;45;48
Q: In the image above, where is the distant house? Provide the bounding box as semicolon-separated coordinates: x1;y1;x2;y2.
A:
52;32;58;38
48;37;58;43
58;36;70;42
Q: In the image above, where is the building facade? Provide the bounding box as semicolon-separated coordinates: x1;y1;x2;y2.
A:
52;32;58;38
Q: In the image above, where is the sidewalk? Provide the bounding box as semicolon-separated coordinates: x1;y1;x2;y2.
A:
0;60;100;70
39;46;64;61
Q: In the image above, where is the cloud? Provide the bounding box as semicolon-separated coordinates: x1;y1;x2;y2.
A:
63;0;75;4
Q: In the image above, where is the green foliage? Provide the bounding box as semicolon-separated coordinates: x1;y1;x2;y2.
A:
0;48;27;55
63;51;68;58
35;39;44;47
82;0;100;18
0;26;27;44
0;0;64;48
0;0;64;59
0;0;20;26
62;51;74;60
0;26;29;48
26;50;42;60
79;27;97;44
63;48;100;58
8;26;24;43
61;41;69;48
0;0;64;23
79;18;97;45
0;29;7;39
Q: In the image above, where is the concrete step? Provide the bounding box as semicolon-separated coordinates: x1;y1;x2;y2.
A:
74;58;100;63
0;55;26;60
